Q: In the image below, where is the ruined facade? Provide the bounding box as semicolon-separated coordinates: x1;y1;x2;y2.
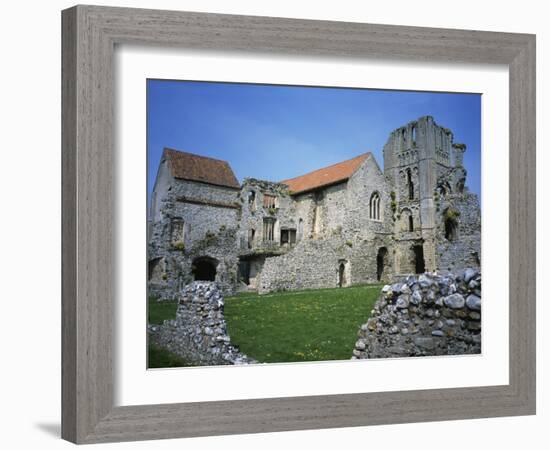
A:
148;116;481;298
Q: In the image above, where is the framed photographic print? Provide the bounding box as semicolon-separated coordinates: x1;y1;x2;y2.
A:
62;5;536;444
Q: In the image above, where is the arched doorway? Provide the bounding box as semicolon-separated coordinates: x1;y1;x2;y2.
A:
338;262;346;287
443;207;460;241
192;257;218;281
376;247;388;281
338;260;350;287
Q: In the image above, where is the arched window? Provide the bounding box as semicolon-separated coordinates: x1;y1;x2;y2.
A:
445;218;458;241
406;168;414;200
369;192;381;220
443;208;460;241
248;190;256;211
401;208;413;232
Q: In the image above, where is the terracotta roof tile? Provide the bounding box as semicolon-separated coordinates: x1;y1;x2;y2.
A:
163;148;240;189
281;153;370;194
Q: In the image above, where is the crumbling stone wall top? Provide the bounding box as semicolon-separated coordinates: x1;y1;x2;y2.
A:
353;269;481;359
149;282;255;366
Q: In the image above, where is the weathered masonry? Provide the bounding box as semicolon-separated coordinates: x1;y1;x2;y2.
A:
148;116;481;298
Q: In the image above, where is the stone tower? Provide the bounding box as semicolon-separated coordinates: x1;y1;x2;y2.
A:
383;116;467;274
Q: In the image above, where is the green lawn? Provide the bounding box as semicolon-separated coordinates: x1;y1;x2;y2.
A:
147;284;382;366
148;298;178;325
225;284;382;363
148;343;192;368
147;298;182;368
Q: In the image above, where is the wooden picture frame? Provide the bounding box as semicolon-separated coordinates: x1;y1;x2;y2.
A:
61;5;536;444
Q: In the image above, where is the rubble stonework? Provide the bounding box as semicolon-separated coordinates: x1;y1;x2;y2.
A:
149;282;255;365
148;116;481;297
352;269;482;359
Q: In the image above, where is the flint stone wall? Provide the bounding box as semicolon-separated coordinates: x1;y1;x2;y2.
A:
149;282;255;365
353;269;481;359
436;192;481;272
258;157;394;294
147;178;242;299
258;234;393;294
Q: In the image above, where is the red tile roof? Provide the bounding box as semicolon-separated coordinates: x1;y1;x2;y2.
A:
163;148;240;189
281;153;371;194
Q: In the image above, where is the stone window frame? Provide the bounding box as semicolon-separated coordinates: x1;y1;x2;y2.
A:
170;217;185;245
369;191;382;221
262;217;276;242
399;207;414;232
280;227;297;246
262;193;278;209
406;168;414;200
248;190;257;211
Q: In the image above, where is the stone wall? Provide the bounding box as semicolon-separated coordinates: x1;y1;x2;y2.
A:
147;179;242;298
344;156;392;239
258;234;393;294
149;282;256;365
436;192;481;272
238;178;296;251
257;156;395;294
258;237;349;293
148;116;481;298
352;269;481;359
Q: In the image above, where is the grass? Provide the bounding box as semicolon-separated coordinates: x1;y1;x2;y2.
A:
147;284;382;366
147;298;186;368
148;343;193;368
148;298;178;325
225;284;382;363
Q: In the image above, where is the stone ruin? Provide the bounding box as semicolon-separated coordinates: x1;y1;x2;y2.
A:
150;272;482;366
149;282;255;366
352;269;481;359
148;116;481;298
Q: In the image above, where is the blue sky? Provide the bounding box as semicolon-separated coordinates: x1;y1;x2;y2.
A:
147;80;481;200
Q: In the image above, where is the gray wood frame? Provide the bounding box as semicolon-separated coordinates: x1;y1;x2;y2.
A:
62;5;536;444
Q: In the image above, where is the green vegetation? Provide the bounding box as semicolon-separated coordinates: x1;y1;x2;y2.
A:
224;284;382;363
443;207;460;222
172;241;185;251
148;298;178;325
147;284;382;365
148;299;193;369
148;343;196;368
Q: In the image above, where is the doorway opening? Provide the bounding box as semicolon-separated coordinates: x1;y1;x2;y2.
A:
376;247;388;281
338;262;346;287
413;245;425;274
337;260;350;287
192;256;218;281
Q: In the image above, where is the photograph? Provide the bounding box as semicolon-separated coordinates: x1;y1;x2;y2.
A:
1;0;541;446
146;80;482;368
